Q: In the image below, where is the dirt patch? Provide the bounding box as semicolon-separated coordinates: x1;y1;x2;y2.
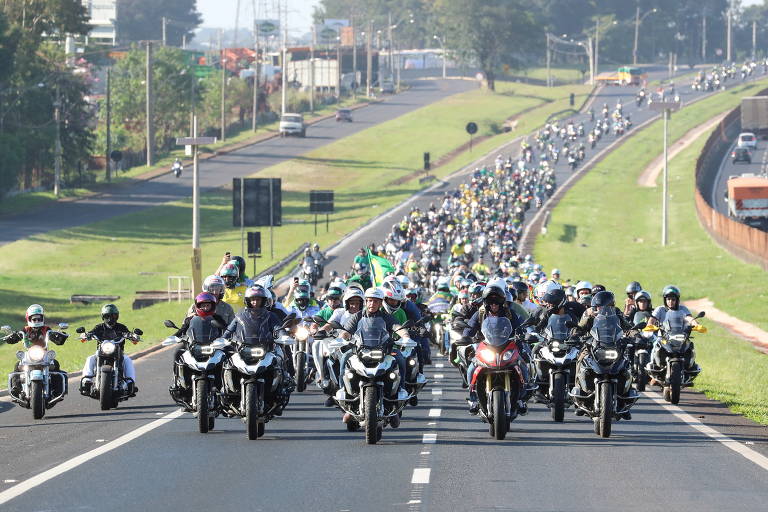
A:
684;298;768;354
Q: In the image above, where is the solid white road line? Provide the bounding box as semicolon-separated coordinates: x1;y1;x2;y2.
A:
644;392;768;472
428;408;442;418
422;433;437;444
0;409;184;506
411;468;431;484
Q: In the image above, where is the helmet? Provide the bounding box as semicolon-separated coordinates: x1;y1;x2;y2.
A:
325;286;343;301
436;276;450;292
511;281;529;301
355;262;370;275
194;292;217;317
565;286;576;298
203;275;225;298
634;290;652;303
382;277;405;301
365;287;385;300
482;285;506;306
551;268;561;276
625;281;642;295
313;242;320;251
26;304;45;328
575;281;592;295
524;254;532;262
405;285;421;303
457;289;469;300
294;284;311;311
542;288;566;310
220;263;239;287
231;256;246;279
304;247;311;257
381;287;402;313
101;304;119;327
590;291;615;308
397;275;411;288
245;285;269;309
578;293;592;307
662;285;681;299
255;274;274;291
469;283;484;298
591;284;606;294
343;287;365;308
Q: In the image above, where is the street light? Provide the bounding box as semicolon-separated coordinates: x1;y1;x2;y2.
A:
433;35;446;79
633;7;658;65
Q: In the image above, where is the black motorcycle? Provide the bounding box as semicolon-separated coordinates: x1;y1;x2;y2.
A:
626;311;653;391
531;315;580;422
77;326;143;410
570;309;643;438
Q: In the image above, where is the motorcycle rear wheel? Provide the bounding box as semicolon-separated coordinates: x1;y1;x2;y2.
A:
363;387;378;445
99;370;113;411
31;380;45;419
551;373;566;422
295;352;307;393
669;361;682;405
598;382;613;438
196;379;209;433
492;389;507;440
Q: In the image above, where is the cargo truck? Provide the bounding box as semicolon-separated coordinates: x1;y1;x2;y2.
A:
740;96;768;137
727;175;768;225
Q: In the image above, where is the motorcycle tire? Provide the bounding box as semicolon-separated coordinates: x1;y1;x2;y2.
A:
31;380;45;420
636;353;649;392
551;373;566;422
208;416;215;431
492;389;507;440
295;352;307;393
598;382;613;438
245;382;260;440
409;395;418;407
99;370;113;411
257;421;265;438
196;379;210;434
363;387;378;445
669;361;682;405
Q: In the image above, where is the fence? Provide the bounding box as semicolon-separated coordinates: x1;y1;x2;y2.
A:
694;90;768;270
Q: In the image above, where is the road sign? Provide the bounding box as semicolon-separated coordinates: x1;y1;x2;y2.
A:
109;150;123;162
233;178;282;227
466;122;478;135
309;190;334;214
423;152;431;171
247;232;262;255
175;137;217;145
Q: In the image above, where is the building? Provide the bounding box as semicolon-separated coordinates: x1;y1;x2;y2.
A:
82;0;118;45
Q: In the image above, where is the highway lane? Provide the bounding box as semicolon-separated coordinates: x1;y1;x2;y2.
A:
0;78;474;247
711;137;768;231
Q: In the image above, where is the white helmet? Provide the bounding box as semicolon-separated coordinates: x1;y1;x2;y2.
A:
575;281;593;294
26;304;45;328
343;287;364;306
382;276;405;301
397;275;411;288
436;276;450;291
364;287;385;300
255;274;274;291
202;275;225;297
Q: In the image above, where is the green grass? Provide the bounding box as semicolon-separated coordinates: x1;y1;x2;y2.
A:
519;66;585;83
535;77;768;424
0;81;590;376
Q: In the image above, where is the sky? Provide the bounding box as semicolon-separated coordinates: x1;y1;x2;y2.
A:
196;0;319;36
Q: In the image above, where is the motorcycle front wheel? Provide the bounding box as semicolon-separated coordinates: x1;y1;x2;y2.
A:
551;373;566;422
597;382;613;438
295;352;307;392
492;389;507;440
363;387;378;445
196;379;210;433
245;382;261;440
635;353;649;392
31;380;45;419
669;361;682;404
99;370;113;411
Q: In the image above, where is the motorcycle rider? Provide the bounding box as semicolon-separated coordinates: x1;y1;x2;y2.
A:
310;243;325;277
171;157;183;177
629;290;653;323
647;285;704;375
623;281;643;317
5;304;67;397
348;261;373;290
79;304;139;396
286;281;321;320
317;286;344;321
577;291;632;334
219;262;246;309
186;275;235;325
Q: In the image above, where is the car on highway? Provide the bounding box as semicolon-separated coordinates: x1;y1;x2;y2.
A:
737;132;757;150
335;108;353;122
731;147;752;164
380;80;395;94
279;113;306;137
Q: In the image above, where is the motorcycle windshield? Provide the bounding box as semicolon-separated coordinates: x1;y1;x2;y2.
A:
427;299;451;315
633;310;652;325
236;310;273;345
663;309;688;336
480;316;513;347
590;310;622;346
544;314;571;341
355;316;390;348
187;316;223;345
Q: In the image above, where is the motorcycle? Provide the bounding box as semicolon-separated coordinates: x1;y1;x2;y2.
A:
301;262;317;286
531;315;580;422
645;310;704;404
626;311;654;391
162;317;228;433
467;316;526;440
76;326;143;410
570;309;642;437
171;160;183;178
220;313;297;440
292;323;315;392
4;324;69;419
331;318;411;444
427;298;451;356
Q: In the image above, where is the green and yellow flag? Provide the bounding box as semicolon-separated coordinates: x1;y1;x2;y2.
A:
367;250;395;287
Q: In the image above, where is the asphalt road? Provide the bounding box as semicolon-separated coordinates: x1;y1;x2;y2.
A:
711;138;768;231
3;71;768;510
0;79;474;247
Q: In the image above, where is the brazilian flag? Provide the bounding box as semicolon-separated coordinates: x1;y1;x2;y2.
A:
367;250;395;287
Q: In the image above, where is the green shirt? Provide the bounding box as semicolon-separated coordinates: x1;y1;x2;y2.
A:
318;306;336;321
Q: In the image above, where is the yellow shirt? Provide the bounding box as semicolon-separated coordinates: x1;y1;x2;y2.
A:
222;285;246;309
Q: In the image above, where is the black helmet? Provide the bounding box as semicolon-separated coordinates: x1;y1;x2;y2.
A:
101;304;119;327
482;285;506;306
625;281;642;295
590;291;615;308
232;256;246;278
591;284;606;294
542;288;566;311
244;285;269;309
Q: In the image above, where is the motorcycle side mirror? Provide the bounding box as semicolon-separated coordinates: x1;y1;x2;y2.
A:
696;311;705;319
58;322;69;330
76;327;86;334
163;319;179;329
632;322;647;331
311;315;326;325
161;336;180;346
134;328;143;336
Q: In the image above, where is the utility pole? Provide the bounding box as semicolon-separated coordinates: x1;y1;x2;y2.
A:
727;7;732;62
218;30;227;142
106;68;111;182
588;36;594;85
281;19;287;115
234;0;241;47
252;19;260;132
336;40;341;99
162;17;167;46
650;101;680;247
145;41;154;167
594;19;599;77
53;85;62;197
366;20;372;97
702;14;707;61
310;25;316;112
352;17;357;97
753;20;757;61
388;12;394;77
546;33;551;87
633;6;640;66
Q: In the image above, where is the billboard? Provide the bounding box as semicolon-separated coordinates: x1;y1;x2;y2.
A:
255;19;280;37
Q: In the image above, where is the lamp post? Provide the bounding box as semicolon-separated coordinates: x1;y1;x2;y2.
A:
433;35;447;78
633;7;658;65
650;100;681;247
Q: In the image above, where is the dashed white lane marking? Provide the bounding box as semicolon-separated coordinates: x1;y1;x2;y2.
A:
434;374;444;379
411;468;431;484
95;439;105;443
2;480;17;484
422;433;437;444
645;392;768;472
420;451;430;455
431;388;443;395
435;363;444;368
428;422;436;426
428;408;442;418
408;499;422;504
0;408;184;506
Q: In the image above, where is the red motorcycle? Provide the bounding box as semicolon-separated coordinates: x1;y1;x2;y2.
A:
469;316;527;440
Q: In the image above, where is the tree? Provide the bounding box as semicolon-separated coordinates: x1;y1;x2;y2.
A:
117;0;201;46
435;0;539;90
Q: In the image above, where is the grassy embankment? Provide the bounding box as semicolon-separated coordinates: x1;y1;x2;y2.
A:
535;78;768;424
0;81;591;374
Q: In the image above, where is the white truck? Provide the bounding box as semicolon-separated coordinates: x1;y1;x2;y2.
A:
727;174;768;225
740;97;768;137
279;113;306;137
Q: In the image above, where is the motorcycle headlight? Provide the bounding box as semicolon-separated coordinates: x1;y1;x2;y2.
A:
200;345;215;355
295;327;310;342
28;345;46;362
242;346;266;361
596;348;618;362
361;349;384;362
479;348;496;364
501;349;515;362
100;342;116;355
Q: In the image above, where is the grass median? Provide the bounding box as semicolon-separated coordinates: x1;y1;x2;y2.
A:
0;81;591;375
535;78;768;424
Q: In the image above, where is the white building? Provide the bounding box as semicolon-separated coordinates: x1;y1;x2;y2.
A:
82;0;117;45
